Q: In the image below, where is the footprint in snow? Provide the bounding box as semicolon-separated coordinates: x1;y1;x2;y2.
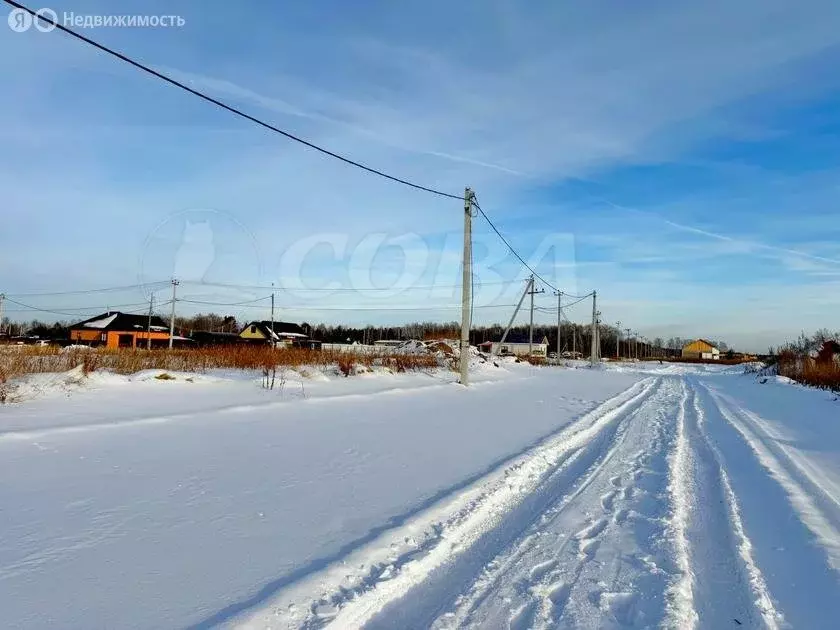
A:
576;518;608;540
508;599;539;630
601;490;618;511
528;559;558;582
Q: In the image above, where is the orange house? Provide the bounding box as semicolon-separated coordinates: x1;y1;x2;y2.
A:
69;312;173;349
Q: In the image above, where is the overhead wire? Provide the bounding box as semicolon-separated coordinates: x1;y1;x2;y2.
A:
4;0;461;201
5;0;601;323
4;301;153;313
472;198;561;293
5;281;169;298
182;279;524;292
4;298;173;318
179;296;272;307
174;301;520;312
3;297;93;318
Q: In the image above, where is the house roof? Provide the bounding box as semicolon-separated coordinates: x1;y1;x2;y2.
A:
243;321;309;340
495;333;549;345
683;338;718;350
70;311;169;331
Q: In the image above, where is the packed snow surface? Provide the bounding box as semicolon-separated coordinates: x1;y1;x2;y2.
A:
1;361;838;629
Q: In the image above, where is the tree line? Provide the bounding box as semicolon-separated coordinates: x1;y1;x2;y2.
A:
2;313;728;356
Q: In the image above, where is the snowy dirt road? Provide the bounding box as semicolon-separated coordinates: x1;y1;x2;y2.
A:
245;371;840;630
2;363;839;629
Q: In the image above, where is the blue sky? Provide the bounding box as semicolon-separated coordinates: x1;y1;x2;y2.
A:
2;0;839;351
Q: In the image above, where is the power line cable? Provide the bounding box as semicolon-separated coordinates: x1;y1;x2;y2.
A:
3;297;88;318
173;300;520;312
472;198;560;293
4;301;153;313
179;297;272;307
182;279;526;292
5;281;169;298
5;0;460;201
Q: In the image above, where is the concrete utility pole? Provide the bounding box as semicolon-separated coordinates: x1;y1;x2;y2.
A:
270;282;275;349
526;276;544;357
595;310;602;361
494;277;532;355
0;293;5;337
590;290;598;365
168;279;179;350
555;291;563;363
460;187;474;386
146;293;154;350
616;321;621;359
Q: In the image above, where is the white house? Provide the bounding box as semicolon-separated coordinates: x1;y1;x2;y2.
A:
479;334;549;357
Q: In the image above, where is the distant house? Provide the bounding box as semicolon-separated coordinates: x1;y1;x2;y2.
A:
189;331;242;347
682;339;720;360
69;312;179;349
479;334;549;357
239;321;322;349
373;339;405;348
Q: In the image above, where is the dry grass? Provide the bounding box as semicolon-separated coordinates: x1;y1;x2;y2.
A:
660;357;751;366
0;345;443;385
776;351;840;392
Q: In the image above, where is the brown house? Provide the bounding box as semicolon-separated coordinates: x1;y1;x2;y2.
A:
69;312;174;349
681;339;720;360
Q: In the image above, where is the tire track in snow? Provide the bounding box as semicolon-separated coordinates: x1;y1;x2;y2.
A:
324;378;662;630
700;382;840;570
443;384;653;629
689;380;782;629
238;377;660;630
694;378;840;629
666;380;782;629
663;379;697;629
452;376;679;630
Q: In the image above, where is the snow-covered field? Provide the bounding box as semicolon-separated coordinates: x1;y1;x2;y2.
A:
1;361;838;628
